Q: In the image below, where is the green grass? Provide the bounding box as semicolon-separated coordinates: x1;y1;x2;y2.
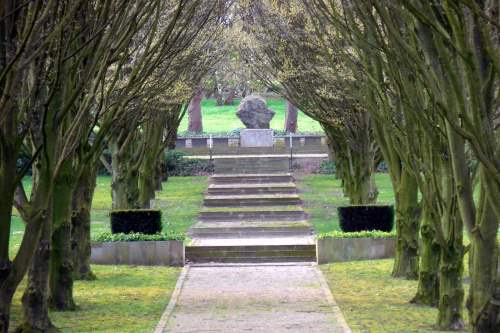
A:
297;173;394;234
10;176;207;257
178;98;323;133
10;265;181;333
320;259;469;333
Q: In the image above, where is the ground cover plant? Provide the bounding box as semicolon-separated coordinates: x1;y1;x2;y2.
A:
178;98;323;133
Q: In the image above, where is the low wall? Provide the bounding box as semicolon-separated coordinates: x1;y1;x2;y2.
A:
91;240;184;267
317;237;395;264
175;135;328;155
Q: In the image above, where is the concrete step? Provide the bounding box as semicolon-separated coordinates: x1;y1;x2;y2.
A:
188;220;313;238
207;182;296;195
214;157;290;174
203;194;302;207
185;244;316;264
210;173;294;185
198;208;308;222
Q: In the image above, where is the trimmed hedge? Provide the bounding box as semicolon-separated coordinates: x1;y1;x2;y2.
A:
93;232;185;242
110;209;162;235
338;205;394;233
165;150;213;176
318;230;396;239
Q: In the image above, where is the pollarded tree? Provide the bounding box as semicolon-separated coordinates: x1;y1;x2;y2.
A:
308;0;499;330
238;0;379;204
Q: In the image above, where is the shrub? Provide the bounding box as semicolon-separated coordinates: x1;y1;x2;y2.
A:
165;150;213;176
110;209;162;235
318;230;396;239
317;161;335;174
93;231;185;242
227;128;242;137
338;205;394;232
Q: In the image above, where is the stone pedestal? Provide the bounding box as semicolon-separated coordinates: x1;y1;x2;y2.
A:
240;129;273;147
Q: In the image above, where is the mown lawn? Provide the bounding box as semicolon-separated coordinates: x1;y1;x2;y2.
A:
8;176;205;332
297;173;394;234
10;265;180;333
177;98;323;133
10;176;208;257
321;259;469;333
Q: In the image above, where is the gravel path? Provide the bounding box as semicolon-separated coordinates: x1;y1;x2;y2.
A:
162;264;350;333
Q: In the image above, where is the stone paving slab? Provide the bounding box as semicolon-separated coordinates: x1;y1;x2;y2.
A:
164;264;350;333
189;235;315;246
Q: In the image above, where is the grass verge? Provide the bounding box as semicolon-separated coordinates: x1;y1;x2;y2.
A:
10;265;181;333
320;259;469;333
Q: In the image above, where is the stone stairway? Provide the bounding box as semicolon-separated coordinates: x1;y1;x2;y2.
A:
186;173;316;264
213;156;290;174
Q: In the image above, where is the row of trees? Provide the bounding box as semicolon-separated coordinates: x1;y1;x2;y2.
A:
238;1;499;332
0;1;227;332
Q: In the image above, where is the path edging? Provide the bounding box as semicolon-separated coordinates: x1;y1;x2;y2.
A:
314;265;353;333
154;266;190;333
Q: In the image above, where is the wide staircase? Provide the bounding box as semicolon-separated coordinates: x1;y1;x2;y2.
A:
185;157;316;264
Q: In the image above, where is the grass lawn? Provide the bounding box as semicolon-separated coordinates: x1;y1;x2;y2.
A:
10;265;181;333
178;98;323;133
297;173;394;234
321;259;469;333
8;176;205;332
10;176;208;257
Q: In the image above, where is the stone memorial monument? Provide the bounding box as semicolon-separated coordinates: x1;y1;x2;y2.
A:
236;95;275;147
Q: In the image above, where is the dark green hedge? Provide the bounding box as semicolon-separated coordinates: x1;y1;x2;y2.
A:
165;150;213;176
93;232;185;242
338;205;394;233
110;209;162;235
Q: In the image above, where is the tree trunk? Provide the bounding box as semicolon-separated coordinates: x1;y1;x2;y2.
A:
391;169;420;279
468;177;500;333
17;213;58;333
411;202;440;306
111;141;139;210
437;182;465;330
138;148;160;209
187;88;203;133
49;172;77;311
284;100;298;133
155;159;165;191
71;165;97;281
340;147;378;205
224;88;236;105
0;136;19;333
0;139;54;333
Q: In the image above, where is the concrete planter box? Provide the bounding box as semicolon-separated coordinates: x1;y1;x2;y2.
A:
91;240;184;267
317;237;395;264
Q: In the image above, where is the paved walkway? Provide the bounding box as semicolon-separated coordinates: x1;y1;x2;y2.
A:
157;264;351;333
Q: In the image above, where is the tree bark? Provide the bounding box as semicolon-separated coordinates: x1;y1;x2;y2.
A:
284;100;298;133
17;212;59;333
49;168;77;311
467;174;500;333
71;165;97;281
187;87;203;132
391;169;420;279
411;202;440;306
111;139;140;210
224;88;236;105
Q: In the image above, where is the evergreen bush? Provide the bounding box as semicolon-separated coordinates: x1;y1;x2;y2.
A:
338;205;394;232
165;150;213;176
110;209;162;234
